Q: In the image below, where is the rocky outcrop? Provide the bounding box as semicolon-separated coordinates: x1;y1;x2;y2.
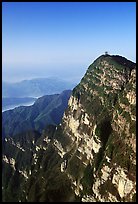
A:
2;55;136;202
51;55;136;202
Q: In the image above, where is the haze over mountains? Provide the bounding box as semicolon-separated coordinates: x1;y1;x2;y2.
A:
2;77;75;98
2;77;75;112
2;97;36;112
2;55;136;202
2;90;71;138
2;1;136;202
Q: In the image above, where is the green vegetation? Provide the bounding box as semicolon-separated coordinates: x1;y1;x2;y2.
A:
125;82;133;91
106;131;135;171
95;126;101;137
130;120;136;135
132;193;136;202
54;126;72;148
106;57;125;72
96;68;104;74
130;104;136;116
117;105;123;115
106;92;118;108
105;85;112;91
122;111;131;122
83;95;103;118
95;148;104;171
67;155;85;180
92;76;101;84
119;95;129;106
81;163;94;195
2;55;136;202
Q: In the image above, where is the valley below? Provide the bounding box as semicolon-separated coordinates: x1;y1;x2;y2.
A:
2;55;136;202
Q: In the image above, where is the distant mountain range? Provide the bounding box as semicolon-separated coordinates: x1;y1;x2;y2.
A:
2;55;136;202
2;97;36;112
2;90;71;138
2;78;75;98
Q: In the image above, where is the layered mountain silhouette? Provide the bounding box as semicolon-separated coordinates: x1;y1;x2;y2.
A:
2;90;71;138
2;97;36;112
2;55;136;202
2;77;75;98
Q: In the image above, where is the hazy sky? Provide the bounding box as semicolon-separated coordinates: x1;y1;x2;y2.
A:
2;2;136;83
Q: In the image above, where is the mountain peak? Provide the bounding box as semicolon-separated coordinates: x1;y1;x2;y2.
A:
2;55;136;202
95;54;135;70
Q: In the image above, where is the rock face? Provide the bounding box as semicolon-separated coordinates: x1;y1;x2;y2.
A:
2;55;136;202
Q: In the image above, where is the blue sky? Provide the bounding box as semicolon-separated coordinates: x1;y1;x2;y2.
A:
2;2;136;83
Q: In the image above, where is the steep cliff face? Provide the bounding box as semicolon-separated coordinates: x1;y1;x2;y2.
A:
2;55;136;202
52;54;136;202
